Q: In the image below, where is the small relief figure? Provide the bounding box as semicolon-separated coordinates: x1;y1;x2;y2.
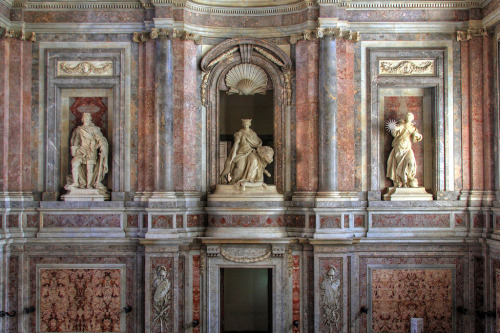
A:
219;119;274;191
386;112;423;188
152;266;171;333
65;113;109;193
321;266;341;332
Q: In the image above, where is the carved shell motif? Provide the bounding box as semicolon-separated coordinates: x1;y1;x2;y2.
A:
225;64;268;96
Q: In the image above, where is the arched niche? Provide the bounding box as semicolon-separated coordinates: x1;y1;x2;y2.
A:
201;38;292;193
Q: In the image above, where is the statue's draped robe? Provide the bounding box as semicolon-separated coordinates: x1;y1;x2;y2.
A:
71;124;108;187
227;129;262;183
386;121;421;186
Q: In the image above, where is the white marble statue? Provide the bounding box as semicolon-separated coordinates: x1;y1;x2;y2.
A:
386;112;422;188
65;113;109;192
321;266;341;332
219;119;274;191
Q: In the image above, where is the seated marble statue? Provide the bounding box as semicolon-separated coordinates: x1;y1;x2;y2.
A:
220;119;274;191
386;112;422;188
65;113;109;192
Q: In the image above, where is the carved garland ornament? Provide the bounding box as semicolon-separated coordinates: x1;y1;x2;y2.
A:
379;60;435;76
220;248;271;263
57;61;113;77
133;28;203;44
290;27;360;44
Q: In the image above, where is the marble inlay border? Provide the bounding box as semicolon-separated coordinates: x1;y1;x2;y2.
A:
366;264;456;333
36;264;127;333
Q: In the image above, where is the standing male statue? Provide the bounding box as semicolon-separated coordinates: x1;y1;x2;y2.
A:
386;112;422;188
65;113;109;193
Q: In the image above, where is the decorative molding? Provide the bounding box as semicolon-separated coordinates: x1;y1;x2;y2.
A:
457;28;489;41
200;248;206;276
287;246;293;276
185;0;308;15
272;244;286;257
290;27;359;44
2;28;35;42
378;59;435;76
220;247;271;263
318;0;482;9
347;21;466;34
25;22;146;34
13;1;144;10
57;61;113;76
206;245;220;256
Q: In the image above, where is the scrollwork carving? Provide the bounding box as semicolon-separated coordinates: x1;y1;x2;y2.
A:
220;248;271;263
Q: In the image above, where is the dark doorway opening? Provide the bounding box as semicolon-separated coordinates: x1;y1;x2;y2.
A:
220;268;272;333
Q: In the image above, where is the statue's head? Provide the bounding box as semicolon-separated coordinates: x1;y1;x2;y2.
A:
156;265;167;279
326;266;337;281
82;113;92;125
406;112;414;124
257;146;274;164
241;119;252;129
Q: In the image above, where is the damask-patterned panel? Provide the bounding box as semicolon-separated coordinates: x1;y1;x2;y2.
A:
38;266;125;333
370;268;453;333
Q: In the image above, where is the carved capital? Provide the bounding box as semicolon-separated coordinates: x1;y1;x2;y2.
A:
291;28;359;44
134;29;202;43
2;29;36;42
457;28;488;41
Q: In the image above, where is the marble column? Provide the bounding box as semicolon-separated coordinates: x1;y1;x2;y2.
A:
317;36;357;201
152;36;175;198
318;36;338;193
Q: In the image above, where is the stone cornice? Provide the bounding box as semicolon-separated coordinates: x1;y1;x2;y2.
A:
317;0;492;9
482;6;500;28
185;0;308;15
25;22;146;33
0;0;13;9
12;1;145;10
348;21;467;34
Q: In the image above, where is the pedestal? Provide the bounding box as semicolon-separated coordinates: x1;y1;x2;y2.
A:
208;184;284;202
383;187;433;201
62;188;110;201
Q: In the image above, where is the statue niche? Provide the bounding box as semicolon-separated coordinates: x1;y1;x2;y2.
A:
200;38;292;194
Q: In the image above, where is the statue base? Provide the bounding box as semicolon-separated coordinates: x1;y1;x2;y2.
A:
62;188;110;201
209;184;283;202
383;187;433;201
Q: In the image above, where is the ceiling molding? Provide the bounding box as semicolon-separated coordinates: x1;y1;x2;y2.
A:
482;6;500;28
318;0;482;9
347;21;467;33
185;0;308;15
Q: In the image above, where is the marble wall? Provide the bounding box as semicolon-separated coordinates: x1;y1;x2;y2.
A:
0;1;499;332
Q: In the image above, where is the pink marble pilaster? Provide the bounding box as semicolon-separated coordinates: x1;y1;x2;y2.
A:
482;35;495;190
336;39;355;192
469;37;484;190
137;41;156;192
295;40;319;192
0;39;32;192
461;41;470;191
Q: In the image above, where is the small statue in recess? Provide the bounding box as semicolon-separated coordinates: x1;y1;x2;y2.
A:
65;113;109;192
386;112;422;188
220;119;274;191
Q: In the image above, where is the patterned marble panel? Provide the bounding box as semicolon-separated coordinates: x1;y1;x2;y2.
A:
187;214;206;228
292;255;300;333
151;215;173;229
192;256;201;333
43;214;121;228
371;214;449;228
371;269;452;333
319;215;342;229
455;213;467;227
475;257;485;332
27;214;40;228
354;215;365;228
497;269;500;333
383;96;424;189
473;213;485;228
286;215;305;228
359;257;463;333
209;215;284;228
126;214;139;228
176;215;183;229
7;214;18;228
7;256;19;333
39;268;122;332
